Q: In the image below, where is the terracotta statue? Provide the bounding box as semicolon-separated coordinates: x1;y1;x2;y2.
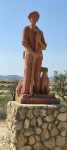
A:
40;67;49;94
21;11;47;98
15;11;60;104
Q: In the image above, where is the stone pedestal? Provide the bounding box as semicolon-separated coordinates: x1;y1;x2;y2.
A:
5;101;67;150
16;94;60;104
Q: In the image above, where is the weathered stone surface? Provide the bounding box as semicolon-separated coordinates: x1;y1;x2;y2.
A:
50;127;59;137
7;121;12;129
56;136;65;146
33;108;40;117
35;135;41;141
26;109;34;119
34;142;44;150
61;130;66;136
11;132;17;143
9;143;16;150
24;128;34;136
31;117;36;126
60;122;67;129
48;123;55;130
44;137;55;149
37;117;42;126
54;110;59;117
44;114;54;122
57;113;67;121
55;121;58;125
62;144;67;150
59;107;67;112
40;108;47;117
6;130;12;143
6;102;67;150
57;124;64;131
47;106;55;115
19;107;28;119
54;147;63;150
42;123;48;129
34;127;42;135
24;119;30;129
15;121;23;130
20;146;32;150
41;129;49;141
17;135;27;147
29;135;36;145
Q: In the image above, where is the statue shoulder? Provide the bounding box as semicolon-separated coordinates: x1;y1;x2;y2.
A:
23;26;29;32
36;26;43;35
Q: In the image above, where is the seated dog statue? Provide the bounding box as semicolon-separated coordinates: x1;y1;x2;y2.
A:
40;67;49;94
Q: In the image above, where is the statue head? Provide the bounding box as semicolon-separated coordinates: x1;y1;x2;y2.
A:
28;11;40;21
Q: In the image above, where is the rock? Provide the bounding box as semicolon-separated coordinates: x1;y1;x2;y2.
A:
61;130;66;136
41;129;49;141
35;135;41;141
54;147;63;150
44;137;55;149
31;117;36;126
19;107;28;119
33;108;40;117
44;114;54;122
34;127;42;135
54;110;59;117
24;128;34;136
17;135;27;147
50;127;59;137
60;122;67;129
57;113;67;121
40;108;47;117
56;136;65;146
29;135;36;145
20;146;32;150
42;123;48;129
26;110;34;119
37;117;42;126
15;121;23;130
24;119;30;129
34;142;44;150
59;107;67;112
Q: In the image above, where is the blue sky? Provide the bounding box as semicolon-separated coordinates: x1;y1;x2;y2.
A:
0;0;67;77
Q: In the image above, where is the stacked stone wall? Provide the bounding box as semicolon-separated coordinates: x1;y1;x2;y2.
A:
5;101;67;150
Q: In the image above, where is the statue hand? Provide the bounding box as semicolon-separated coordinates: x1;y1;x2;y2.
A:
35;34;41;43
32;52;41;60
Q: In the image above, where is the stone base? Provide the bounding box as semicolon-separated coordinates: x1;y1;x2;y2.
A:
5;101;67;150
16;94;60;104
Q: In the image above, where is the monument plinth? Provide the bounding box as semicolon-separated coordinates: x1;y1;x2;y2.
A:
16;94;60;104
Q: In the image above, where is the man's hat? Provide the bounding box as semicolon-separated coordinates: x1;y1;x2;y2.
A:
28;11;40;20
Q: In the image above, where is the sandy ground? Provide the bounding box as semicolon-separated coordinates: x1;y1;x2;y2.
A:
0;119;6;150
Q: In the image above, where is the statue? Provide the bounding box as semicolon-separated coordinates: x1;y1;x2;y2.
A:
15;11;60;104
21;11;47;98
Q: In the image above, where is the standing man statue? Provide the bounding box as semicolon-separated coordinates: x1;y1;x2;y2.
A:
22;11;47;98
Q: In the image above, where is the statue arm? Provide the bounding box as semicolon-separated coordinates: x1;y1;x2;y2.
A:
22;27;35;56
39;32;47;50
22;27;41;59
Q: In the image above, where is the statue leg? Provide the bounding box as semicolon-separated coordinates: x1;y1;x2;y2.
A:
22;52;33;95
34;56;42;94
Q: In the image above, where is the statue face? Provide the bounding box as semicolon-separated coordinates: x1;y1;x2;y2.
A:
30;14;38;24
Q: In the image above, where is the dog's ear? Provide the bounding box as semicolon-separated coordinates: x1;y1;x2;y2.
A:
44;67;48;72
